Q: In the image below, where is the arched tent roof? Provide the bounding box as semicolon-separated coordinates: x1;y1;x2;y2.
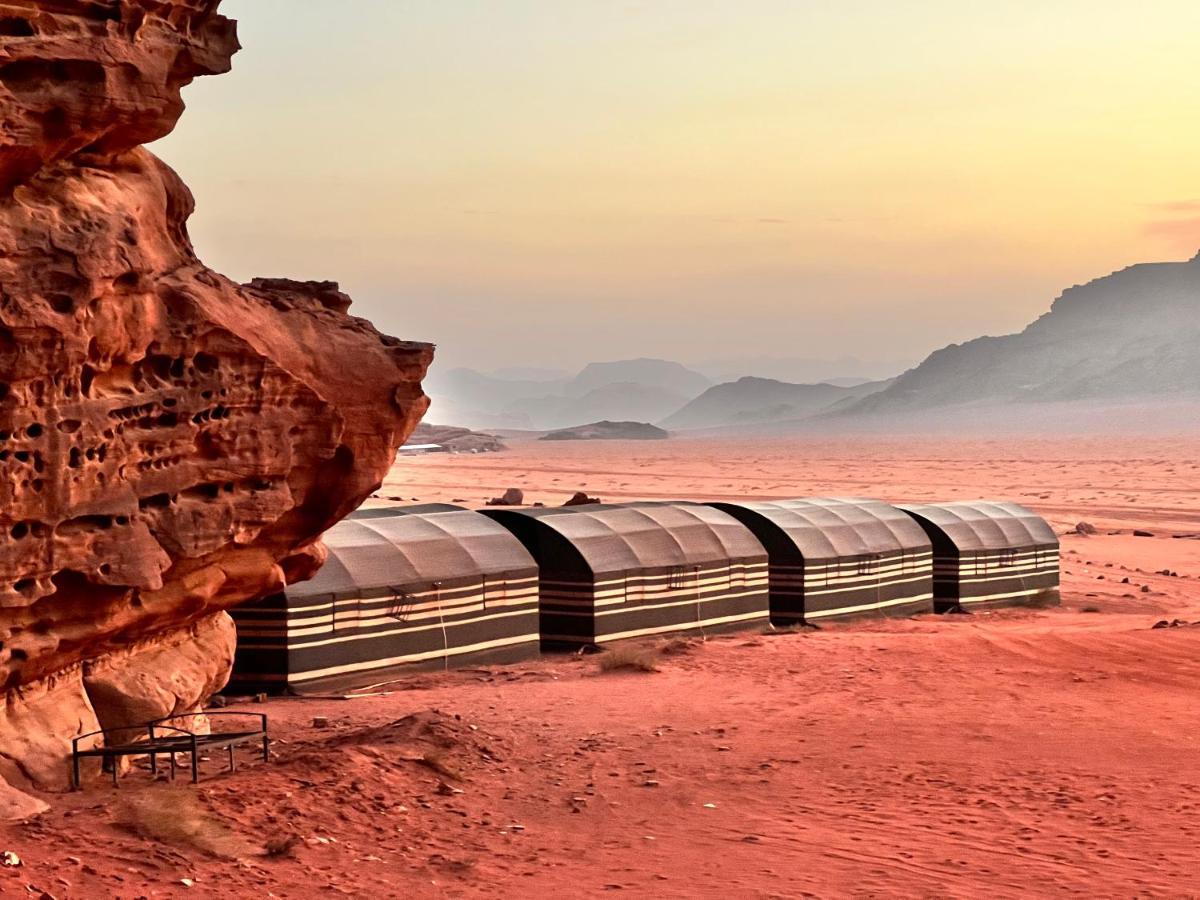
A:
481;503;766;578
348;503;465;520
710;498;931;564
291;510;536;601
896;501;1058;552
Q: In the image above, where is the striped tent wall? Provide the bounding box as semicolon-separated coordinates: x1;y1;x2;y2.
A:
710;498;935;624
897;501;1060;611
230;508;540;693
482;503;770;647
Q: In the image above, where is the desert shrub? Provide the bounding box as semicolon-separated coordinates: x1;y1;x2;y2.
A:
597;645;661;673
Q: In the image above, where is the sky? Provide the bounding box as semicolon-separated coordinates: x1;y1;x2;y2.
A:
153;0;1200;377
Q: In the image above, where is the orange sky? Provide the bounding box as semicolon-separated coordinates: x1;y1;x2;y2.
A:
154;0;1200;375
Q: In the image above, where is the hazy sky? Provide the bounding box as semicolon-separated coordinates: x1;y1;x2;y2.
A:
154;1;1200;375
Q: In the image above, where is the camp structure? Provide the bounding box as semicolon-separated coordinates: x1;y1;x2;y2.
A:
708;498;935;624
348;503;464;520
480;502;770;646
896;501;1060;612
229;507;540;693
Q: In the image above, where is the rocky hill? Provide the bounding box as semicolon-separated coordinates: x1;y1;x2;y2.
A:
842;253;1200;419
660;377;890;431
539;421;669;441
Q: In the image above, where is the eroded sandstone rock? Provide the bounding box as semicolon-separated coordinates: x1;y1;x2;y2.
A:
83;612;236;737
0;0;432;807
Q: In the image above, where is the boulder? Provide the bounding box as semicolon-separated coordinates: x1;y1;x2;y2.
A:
487;488;525;506
0;781;48;823
562;492;602;507
82;612;236;737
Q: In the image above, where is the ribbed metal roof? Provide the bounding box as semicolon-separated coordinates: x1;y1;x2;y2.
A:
710;498;932;563
897;501;1058;552
348;503;465;520
290;510;537;600
482;503;766;577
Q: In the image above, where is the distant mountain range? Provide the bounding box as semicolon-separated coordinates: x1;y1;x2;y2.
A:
423;253;1200;434
423;358;715;430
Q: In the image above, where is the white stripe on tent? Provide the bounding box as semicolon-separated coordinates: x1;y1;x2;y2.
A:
238;606;539;651
274;633;540;684
544;586;768;618
959;587;1057;604
803;592;934;619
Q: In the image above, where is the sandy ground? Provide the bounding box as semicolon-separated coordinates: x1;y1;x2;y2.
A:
4;435;1200;898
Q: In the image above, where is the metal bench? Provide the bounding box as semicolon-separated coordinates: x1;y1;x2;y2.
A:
71;711;269;789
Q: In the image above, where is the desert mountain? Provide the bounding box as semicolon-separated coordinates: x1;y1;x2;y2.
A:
540;421;669;441
689;355;909;385
424;358;710;430
566;358;711;398
839;252;1200;421
660;377;890;431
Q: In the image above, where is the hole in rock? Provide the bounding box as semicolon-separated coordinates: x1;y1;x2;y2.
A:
0;17;35;36
48;294;76;314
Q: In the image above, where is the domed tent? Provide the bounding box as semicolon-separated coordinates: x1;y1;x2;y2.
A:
481;502;769;646
896;501;1059;612
230;507;539;693
708;498;934;623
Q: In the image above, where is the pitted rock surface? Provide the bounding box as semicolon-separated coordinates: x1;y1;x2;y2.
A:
0;0;432;800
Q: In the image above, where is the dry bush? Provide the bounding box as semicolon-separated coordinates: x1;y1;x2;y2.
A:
597;644;661;673
264;834;302;858
115;790;254;859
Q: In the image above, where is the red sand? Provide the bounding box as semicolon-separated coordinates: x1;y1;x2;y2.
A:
4;435;1200;898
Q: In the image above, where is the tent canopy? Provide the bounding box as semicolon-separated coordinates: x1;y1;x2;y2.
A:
348;503;465;520
897;501;1058;552
711;498;931;564
482;502;766;578
292;510;537;600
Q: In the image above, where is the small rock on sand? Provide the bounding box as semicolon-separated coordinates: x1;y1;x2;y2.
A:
486;488;524;506
563;491;602;507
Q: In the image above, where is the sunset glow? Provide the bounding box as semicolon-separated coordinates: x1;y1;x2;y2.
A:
156;0;1200;371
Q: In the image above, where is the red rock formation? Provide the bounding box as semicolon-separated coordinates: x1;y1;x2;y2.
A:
0;1;432;808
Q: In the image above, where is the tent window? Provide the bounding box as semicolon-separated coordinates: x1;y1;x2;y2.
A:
387;590;416;622
668;566;688;590
857;556;878;577
999;549;1017;568
728;562;745;589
